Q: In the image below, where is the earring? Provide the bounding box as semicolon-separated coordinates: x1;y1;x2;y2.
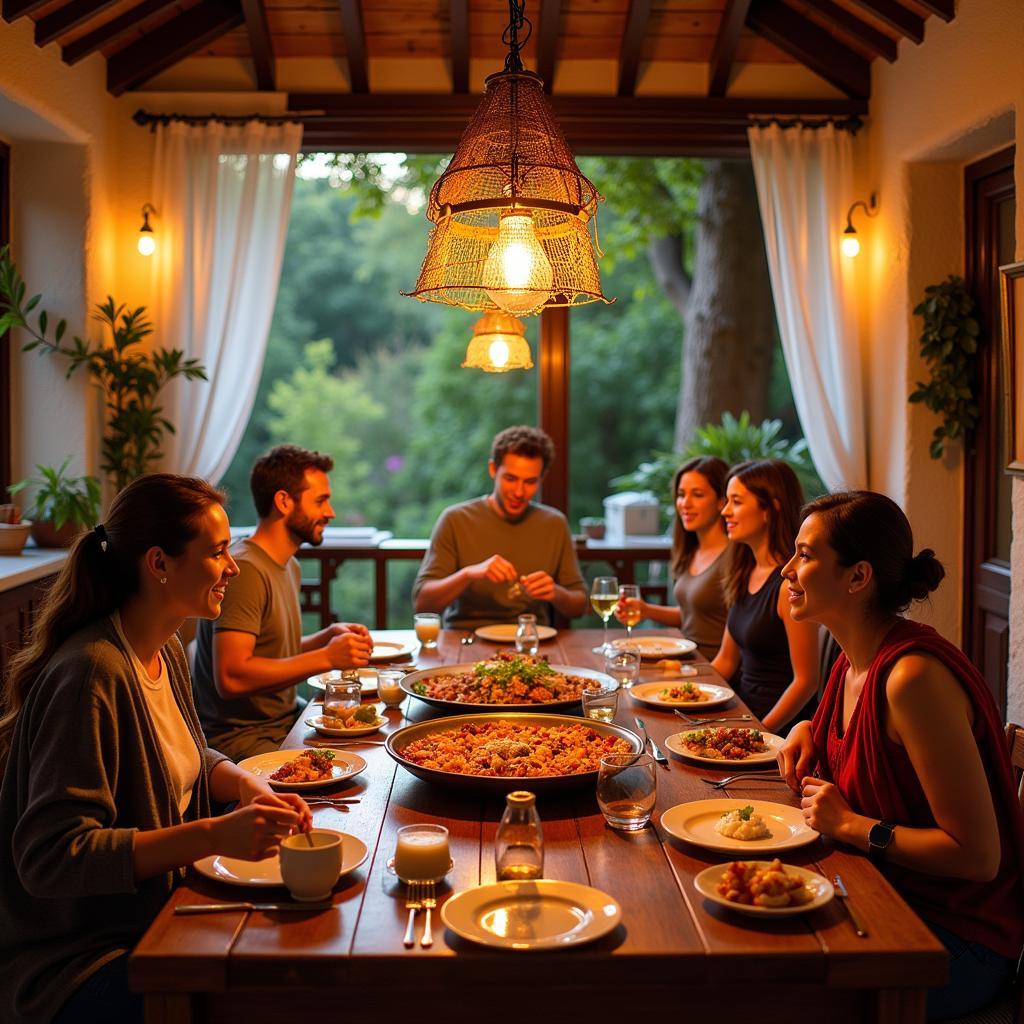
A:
160;577;167;585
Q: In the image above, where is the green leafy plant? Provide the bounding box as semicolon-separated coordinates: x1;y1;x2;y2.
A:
8;457;101;530
908;275;981;459
0;246;208;491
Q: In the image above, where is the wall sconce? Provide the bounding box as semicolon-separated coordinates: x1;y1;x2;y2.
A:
461;312;533;372
841;193;878;258
137;203;157;256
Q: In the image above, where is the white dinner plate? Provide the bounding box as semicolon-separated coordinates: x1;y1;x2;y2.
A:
369;638;417;662
307;669;379;695
663;729;785;766
304;711;386;737
693;861;834;917
474;623;558;643
660;799;818;854
610;636;697;658
237;749;367;790
441;879;621;950
629;681;735;710
193;831;368;888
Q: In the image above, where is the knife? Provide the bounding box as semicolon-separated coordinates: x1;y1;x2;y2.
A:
175;902;335;914
831;875;869;937
633;716;669;769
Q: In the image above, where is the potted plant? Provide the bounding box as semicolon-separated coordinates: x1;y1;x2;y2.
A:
8;458;102;548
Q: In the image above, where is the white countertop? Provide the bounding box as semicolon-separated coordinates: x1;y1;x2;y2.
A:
0;546;68;593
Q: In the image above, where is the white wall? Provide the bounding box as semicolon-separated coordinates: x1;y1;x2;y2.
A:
863;0;1024;722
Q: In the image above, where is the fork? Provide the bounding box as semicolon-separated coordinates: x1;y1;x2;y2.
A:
420;880;437;947
674;711;752;725
402;882;423;948
460;632;475;645
700;771;786;788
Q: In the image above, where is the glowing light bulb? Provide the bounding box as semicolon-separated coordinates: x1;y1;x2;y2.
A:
841;233;860;258
138;232;156;256
488;337;510;368
483;212;554;316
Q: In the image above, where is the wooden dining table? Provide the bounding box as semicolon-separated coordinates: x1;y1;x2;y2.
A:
131;629;946;1023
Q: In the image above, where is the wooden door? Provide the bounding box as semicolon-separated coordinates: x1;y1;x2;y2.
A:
963;147;1015;716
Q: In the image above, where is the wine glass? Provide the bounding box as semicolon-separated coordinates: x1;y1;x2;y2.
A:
590;575;619;654
615;583;642;649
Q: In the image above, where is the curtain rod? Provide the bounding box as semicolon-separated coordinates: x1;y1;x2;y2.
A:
748;115;863;133
132;109;304;129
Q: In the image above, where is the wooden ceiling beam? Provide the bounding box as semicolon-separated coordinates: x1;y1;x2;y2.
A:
63;0;175;65
908;0;953;21
804;0;897;62
338;0;368;93
845;0;923;43
1;0;48;21
241;0;274;90
617;0;652;97
708;0;751;96
747;0;870;98
35;0;120;47
107;0;245;95
536;0;562;94
450;0;469;93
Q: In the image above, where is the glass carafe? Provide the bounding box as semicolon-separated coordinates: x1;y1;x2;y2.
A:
495;790;544;881
515;613;540;656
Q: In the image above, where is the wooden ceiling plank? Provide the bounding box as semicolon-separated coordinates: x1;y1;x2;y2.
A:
106;0;245;95
617;0;652;97
747;0;870;98
63;0;176;64
450;0;469;93
2;0;48;22
707;0;750;96
536;0;562;93
241;0;275;89
338;0;368;93
35;0;121;47
844;0;923;42
913;0;953;20
801;0;897;62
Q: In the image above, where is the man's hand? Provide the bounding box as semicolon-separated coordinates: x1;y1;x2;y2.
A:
465;554;519;584
521;570;555;601
325;630;372;668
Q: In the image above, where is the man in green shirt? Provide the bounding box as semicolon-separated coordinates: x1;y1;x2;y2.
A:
193;445;371;760
413;426;588;629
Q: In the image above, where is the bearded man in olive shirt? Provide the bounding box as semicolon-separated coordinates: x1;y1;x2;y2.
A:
193;445;371;760
413;426;588;629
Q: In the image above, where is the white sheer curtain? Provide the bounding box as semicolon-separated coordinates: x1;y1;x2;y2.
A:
151;120;302;482
748;123;867;491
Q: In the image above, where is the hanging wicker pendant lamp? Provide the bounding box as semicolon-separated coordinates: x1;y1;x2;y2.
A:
462;311;534;372
404;0;613;316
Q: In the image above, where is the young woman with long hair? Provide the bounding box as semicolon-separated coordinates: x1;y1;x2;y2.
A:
0;474;313;1024
622;456;730;660
778;491;1023;1020
709;459;819;732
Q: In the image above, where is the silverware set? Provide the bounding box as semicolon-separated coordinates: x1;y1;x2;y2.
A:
700;771;786;788
402;880;436;948
633;716;669;769
674;710;752;726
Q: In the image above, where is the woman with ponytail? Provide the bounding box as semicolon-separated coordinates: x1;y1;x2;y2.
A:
0;474;313;1024
778;491;1023;1020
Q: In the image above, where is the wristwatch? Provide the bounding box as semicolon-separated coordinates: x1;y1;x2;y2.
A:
867;820;895;864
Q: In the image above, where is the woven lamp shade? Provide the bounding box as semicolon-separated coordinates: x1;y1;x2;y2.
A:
462;312;533;372
405;70;612;316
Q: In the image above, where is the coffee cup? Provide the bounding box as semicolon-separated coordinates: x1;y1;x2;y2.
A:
279;829;343;901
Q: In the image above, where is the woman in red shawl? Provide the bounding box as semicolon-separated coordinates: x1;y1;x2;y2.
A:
778;491;1023;1021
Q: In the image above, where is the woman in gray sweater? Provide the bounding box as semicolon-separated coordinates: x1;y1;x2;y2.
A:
0;474;313;1024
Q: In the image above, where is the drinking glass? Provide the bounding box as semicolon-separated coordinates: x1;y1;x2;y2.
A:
581;684;619;723
590;575;619;654
393;824;451;882
376;670;405;709
414;612;441;649
604;650;640;689
596;752;657;832
323;677;361;719
614;583;642;645
515;613;539;656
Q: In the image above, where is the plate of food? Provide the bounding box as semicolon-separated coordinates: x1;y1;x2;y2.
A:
628;681;734;710
237;749;367;790
193;830;369;888
474;623;558;643
401;652;614;712
694;859;834;917
610;636;697;659
660;799;818;854
369;638;417;662
305;704;386;737
385;712;643;794
441;879;622;950
663;727;784;765
307;669;379;695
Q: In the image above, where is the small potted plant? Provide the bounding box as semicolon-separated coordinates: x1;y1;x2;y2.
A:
8;458;102;548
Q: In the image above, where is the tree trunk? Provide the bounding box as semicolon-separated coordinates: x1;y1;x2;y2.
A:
672;159;775;451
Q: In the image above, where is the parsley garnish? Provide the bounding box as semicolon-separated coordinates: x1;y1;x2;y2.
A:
473;655;554;689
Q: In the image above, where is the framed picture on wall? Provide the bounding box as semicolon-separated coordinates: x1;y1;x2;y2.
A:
1000;260;1024;475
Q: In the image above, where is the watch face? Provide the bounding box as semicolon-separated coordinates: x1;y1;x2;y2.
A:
869;821;894;849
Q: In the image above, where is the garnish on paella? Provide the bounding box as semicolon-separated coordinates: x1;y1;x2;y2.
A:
679;728;769;760
269;749;336;783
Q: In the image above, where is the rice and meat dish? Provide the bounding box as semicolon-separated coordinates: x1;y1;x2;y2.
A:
717;859;814;907
680;727;769;760
399;720;632;778
409;652;591;706
269;749;336;783
657;683;707;703
715;805;772;840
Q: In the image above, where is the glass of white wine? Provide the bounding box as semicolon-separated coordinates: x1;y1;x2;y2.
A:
582;684;619;723
615;583;642;648
590;575;619;654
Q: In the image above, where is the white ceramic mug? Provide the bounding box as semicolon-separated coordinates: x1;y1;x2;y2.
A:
279;830;343;901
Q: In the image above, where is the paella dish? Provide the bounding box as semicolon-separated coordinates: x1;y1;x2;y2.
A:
657;682;708;703
679;728;769;760
717;859;815;907
269;749;336;783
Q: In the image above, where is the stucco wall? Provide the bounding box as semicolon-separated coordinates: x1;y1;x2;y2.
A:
864;0;1024;722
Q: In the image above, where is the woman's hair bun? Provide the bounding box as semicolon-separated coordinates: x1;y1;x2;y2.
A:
906;548;945;600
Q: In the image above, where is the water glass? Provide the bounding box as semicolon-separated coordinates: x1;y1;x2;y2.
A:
323;677;361;718
515;613;539;656
414;612;441;649
581;684;619;723
605;650;640;689
596;752;657;832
